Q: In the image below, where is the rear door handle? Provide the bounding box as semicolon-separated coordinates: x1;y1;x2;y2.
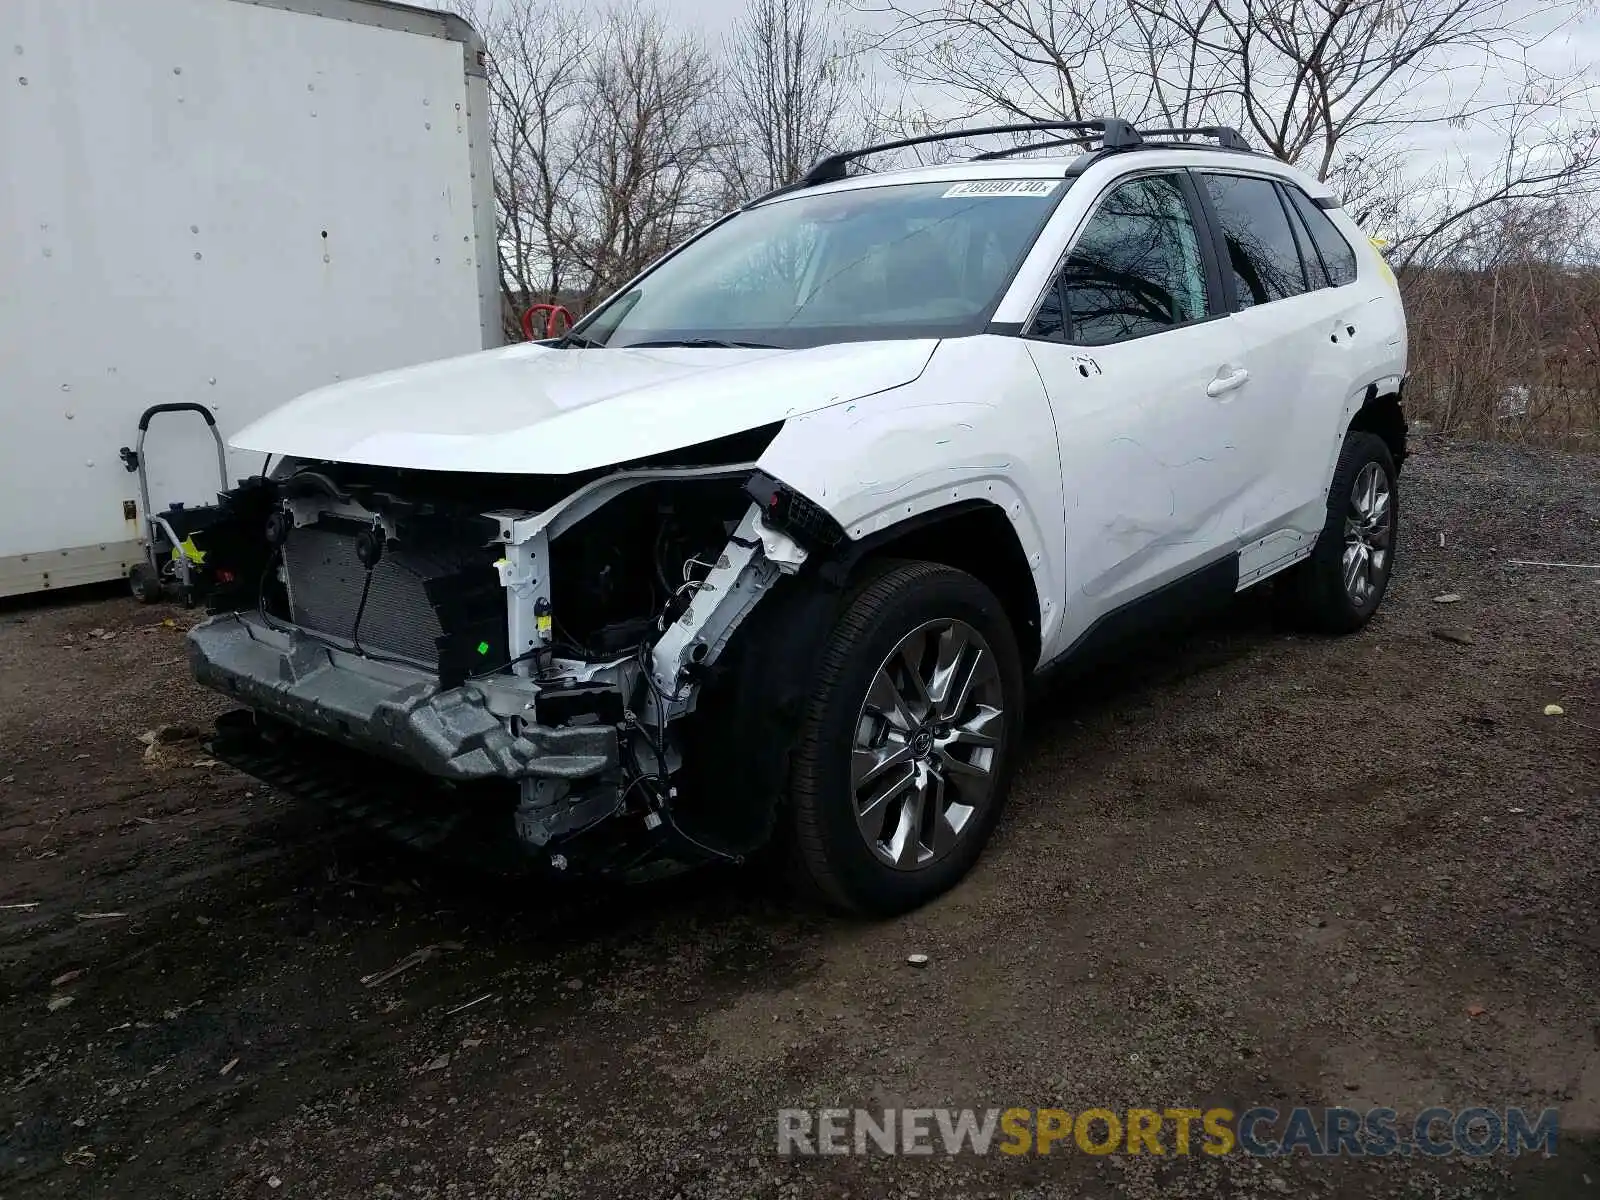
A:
1206;367;1250;398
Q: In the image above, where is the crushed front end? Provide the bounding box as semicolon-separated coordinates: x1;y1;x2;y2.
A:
188;452;820;877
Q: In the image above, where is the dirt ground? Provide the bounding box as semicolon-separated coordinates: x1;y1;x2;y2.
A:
1;435;1596;1199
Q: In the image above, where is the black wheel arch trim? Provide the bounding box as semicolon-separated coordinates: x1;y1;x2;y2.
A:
817;498;1000;582
1350;380;1409;469
694;496;1042;845
679;574;844;854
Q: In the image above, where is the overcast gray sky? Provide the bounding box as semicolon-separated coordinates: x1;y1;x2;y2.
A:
483;0;1600;198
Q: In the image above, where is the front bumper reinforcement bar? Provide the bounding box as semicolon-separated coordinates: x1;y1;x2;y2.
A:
187;613;618;782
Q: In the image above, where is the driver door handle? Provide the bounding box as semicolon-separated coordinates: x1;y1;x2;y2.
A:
1206;366;1250;398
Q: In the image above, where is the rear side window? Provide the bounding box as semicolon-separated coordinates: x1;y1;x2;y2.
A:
1201;174;1307;308
1033;174;1209;345
1284;186;1359;286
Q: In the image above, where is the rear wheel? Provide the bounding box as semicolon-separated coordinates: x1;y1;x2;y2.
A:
1291;431;1398;633
786;561;1024;915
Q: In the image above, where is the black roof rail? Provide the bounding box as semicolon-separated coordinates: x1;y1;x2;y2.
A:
971;134;1100;160
743;119;1252;207
1137;126;1252;151
796;118;1142;187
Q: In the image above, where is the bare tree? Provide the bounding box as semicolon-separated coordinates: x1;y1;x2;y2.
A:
465;0;727;322
566;3;725;308
856;0;1227;127
716;0;871;198
1149;0;1577;175
858;0;1599;227
1387;98;1600;270
461;0;593;334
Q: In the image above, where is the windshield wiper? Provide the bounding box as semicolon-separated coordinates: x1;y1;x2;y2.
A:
552;331;602;348
623;337;780;349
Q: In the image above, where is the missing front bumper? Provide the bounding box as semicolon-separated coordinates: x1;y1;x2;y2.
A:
187;613;620;782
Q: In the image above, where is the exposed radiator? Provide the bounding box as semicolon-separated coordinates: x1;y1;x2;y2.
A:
282;524;462;668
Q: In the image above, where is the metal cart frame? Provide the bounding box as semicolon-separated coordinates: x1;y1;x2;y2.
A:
118;403;228;601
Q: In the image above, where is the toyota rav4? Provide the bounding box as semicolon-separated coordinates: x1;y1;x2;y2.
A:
188;119;1408;914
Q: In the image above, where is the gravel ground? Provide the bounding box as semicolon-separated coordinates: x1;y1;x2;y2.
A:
0;435;1596;1199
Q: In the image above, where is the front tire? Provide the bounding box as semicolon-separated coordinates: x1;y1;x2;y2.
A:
786;561;1025;915
1291;430;1399;633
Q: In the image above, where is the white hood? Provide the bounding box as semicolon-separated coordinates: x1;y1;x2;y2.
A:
231;340;938;474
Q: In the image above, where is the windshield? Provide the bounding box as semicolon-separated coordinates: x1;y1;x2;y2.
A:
574;179;1066;349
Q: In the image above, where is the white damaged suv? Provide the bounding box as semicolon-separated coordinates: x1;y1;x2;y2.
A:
189;119;1407;914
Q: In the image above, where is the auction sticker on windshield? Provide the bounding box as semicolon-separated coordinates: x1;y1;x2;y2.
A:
942;179;1060;198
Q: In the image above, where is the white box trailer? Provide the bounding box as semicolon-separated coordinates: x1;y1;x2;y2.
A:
1;0;501;597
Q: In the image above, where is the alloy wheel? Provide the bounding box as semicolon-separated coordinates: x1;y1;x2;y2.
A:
850;618;1005;871
1342;461;1393;607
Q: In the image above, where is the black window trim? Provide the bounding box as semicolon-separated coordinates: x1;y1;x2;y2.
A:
1192;166;1334;311
1274;179;1326;290
1179;169;1229;318
1013;166;1230;348
1186;167;1236;312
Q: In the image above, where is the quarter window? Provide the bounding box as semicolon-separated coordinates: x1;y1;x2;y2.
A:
1034;174;1208;345
1281;190;1330;289
1201;174;1308;308
1283;186;1360;286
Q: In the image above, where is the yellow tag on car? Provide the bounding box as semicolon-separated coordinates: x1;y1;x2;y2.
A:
1370;238;1396;286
